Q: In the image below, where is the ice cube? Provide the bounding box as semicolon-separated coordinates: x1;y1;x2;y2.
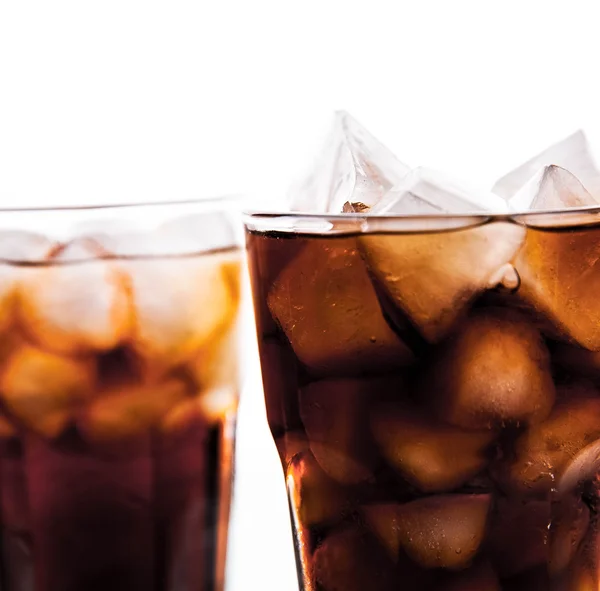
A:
555;438;600;501
510;164;599;212
268;238;414;376
194;386;237;425
0;343;95;438
550;533;599;591
493;130;600;201
276;430;309;467
0;230;52;263
159;398;202;435
188;320;240;423
495;382;600;496
18;238;131;355
394;493;491;570
89;213;240;370
487;498;550;577
287;451;350;528
81;378;188;445
95;210;238;258
288;111;410;213
513;175;600;350
157;212;238;255
371;399;495;492
126;251;239;372
0;231;54;336
69;217;136;242
372;167;509;214
436;561;501;591
373;191;444;214
246;232;309;338
359;504;434;575
555;447;600;591
360;222;525;343
423;310;555;430
300;377;402;484
549;494;589;575
311;526;398;591
360;504;401;562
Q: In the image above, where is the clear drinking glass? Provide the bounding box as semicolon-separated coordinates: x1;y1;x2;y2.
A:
0;197;242;591
245;208;600;591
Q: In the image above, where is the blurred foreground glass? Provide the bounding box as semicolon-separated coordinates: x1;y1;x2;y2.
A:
0;198;242;591
245;208;600;591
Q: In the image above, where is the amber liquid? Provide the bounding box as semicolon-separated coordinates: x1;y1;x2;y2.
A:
248;225;600;591
0;247;241;591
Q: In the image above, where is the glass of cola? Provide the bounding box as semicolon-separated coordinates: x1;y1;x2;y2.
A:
0;198;242;591
245;115;600;590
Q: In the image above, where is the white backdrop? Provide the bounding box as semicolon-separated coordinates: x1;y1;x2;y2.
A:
2;1;600;590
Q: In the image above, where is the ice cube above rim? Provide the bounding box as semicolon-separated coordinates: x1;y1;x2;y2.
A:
509;165;600;212
371;167;509;215
492;130;600;201
287;111;410;213
287;110;600;217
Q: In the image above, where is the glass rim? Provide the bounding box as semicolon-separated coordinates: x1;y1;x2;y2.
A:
0;193;240;213
243;204;600;233
0;194;243;263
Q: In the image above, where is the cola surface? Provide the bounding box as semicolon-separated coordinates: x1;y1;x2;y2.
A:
0;236;241;591
247;221;600;591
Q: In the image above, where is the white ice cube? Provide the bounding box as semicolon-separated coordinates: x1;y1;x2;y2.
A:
513;167;600;349
360;223;525;342
373;167;509;214
126;251;239;373
493;130;600;201
18;239;130;355
510;164;599;211
288;111;410;213
0;231;54;336
0;342;96;438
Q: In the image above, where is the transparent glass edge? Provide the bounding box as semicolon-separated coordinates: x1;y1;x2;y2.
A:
0;196;244;263
0;193;242;213
242;204;600;233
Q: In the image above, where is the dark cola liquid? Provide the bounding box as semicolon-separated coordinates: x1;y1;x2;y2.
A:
0;247;241;591
247;223;600;591
0;420;235;591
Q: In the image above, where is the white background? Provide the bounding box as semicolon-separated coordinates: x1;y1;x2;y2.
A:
2;1;600;590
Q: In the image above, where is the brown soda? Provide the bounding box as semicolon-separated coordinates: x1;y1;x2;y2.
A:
248;223;600;591
0;245;242;591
